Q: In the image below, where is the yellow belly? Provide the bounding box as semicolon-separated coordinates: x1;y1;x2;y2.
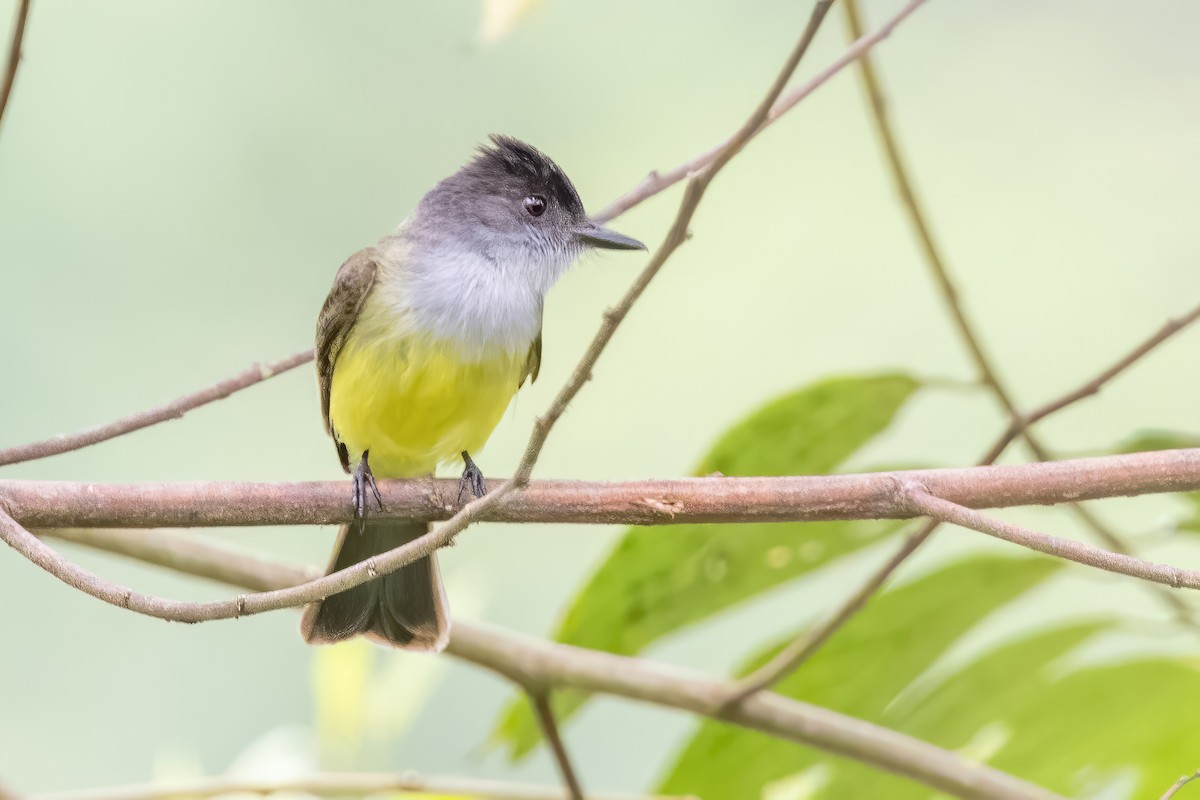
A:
328;330;526;478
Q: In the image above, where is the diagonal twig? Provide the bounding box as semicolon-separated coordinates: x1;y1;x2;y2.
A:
903;485;1197;588
726;0;1200;702
842;0;1199;622
592;0;928;223
42;527;1065;800
0;0;928;470
531;692;585;800
0;0;31;132
0;0;865;626
510;0;837;486
0;349;315;466
728;296;1200;700
1161;770;1200;800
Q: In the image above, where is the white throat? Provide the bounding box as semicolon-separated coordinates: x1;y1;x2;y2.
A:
377;233;573;359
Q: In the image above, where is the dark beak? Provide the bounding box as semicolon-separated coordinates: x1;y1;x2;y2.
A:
575;220;646;251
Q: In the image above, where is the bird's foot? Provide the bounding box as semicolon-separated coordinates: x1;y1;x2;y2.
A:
458;450;487;505
352;450;384;531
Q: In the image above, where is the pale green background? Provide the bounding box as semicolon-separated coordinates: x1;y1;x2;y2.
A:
2;0;1199;794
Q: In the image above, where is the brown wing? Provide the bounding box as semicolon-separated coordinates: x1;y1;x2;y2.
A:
316;247;379;472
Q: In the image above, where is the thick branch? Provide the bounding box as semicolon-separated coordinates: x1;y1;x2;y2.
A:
30;772;680;800
6;449;1200;529
42;528;1064;800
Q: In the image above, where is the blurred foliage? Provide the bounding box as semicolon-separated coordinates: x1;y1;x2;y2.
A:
492;374;921;758
659;555;1061;798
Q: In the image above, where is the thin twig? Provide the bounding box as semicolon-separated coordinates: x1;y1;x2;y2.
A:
904;486;1197;589
842;0;1019;417
30;771;684;800
44;529;1065;800
1160;770;1200;800
0;0;31;132
729;296;1200;699
0;0;860;627
0;0;927;471
510;0;837;487
531;693;585;800
845;0;1199;628
1021;305;1200;430
39;527;313;592
0;349;315;466
751;0;1200;701
592;0;929;223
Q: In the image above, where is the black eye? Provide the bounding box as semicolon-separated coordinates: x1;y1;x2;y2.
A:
523;195;547;217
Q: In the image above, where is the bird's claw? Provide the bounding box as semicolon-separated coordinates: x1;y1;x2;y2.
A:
352;451;384;532
458;450;488;505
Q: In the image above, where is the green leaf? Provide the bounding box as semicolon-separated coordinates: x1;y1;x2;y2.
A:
815;621;1112;798
658;555;1062;799
987;660;1200;796
491;374;920;759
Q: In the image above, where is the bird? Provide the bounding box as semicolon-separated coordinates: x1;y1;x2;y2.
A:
300;135;645;651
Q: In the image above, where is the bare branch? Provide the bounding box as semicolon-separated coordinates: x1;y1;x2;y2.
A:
756;0;1200;700
0;349;315;467
592;0;929;223
721;289;1200;699
842;0;1018;416
532;693;586;800
9;452;1200;638
0;0;31;132
510;0;838;487
39;527;312;592
30;771;683;800
1161;770;1200;800
0;0;928;471
43;529;1065;800
904;487;1196;589
7;448;1200;529
1021;306;1200;430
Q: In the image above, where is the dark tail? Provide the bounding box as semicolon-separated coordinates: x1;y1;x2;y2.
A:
300;519;450;651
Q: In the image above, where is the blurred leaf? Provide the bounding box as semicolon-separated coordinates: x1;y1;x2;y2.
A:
658;555;1061;799
815;621;1112;798
312;640;373;768
492;374;920;758
478;0;542;44
1110;429;1200;454
986;660;1200;796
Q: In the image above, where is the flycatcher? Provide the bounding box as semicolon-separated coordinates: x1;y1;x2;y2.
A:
301;136;645;651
